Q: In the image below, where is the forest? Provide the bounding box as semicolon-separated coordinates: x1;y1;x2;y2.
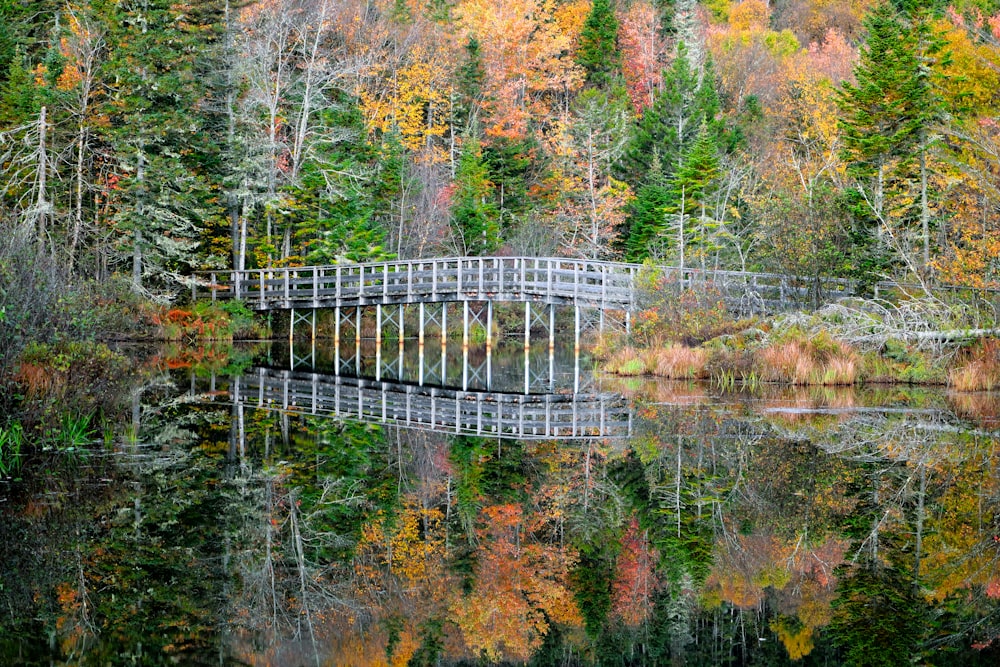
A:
1;0;999;318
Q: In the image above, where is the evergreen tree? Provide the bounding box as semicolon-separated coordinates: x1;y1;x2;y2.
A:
577;0;621;89
616;43;718;188
455;36;486;134
99;0;225;288
625;151;670;261
837;1;945;286
664;120;720;270
451;137;500;255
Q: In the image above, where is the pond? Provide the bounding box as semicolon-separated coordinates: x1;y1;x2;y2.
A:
2;339;1000;666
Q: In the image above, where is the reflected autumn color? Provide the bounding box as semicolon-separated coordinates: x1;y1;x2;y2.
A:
3;347;1000;665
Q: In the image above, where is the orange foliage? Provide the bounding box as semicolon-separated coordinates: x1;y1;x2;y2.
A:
618;1;666;112
611;516;660;626
450;504;582;661
456;0;583;139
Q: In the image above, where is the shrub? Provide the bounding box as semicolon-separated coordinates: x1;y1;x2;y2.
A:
632;265;741;346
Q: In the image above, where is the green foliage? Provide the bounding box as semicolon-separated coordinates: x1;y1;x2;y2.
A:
452;137;501;255
830;562;928;666
837;2;947;289
577;0;621;88
0;421;23;476
617;44;720;188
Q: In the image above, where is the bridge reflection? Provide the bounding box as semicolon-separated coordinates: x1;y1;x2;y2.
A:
221;367;632;440
196;336;633;439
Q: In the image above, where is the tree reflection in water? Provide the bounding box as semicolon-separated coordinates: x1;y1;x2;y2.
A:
3;352;1000;665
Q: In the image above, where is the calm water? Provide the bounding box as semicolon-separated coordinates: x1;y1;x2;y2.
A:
3;341;1000;666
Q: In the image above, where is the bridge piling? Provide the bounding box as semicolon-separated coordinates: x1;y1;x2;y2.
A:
549;304;555;352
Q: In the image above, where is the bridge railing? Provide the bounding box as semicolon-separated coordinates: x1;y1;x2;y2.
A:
195;257;640;310
193;256;861;314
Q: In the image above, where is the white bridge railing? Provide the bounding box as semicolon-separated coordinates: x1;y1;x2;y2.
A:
195;257;639;311
194;256;863;315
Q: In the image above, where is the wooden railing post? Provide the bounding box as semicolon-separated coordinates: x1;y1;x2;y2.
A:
211;272;217;302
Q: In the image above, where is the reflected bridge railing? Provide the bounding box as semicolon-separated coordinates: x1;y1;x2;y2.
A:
203;367;632;440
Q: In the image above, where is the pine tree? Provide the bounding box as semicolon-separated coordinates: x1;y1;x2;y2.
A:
452;137;500;255
837;1;945;285
616;43;718;187
666;120;720;271
577;0;621;89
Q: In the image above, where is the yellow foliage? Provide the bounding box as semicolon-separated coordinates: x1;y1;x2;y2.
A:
360;46;451;154
771;616;815;661
729;0;770;32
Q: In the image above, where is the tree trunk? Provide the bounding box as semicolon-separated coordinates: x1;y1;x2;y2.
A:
36;106;47;248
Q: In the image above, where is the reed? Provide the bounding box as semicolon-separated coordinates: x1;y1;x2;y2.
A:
758;333;860;385
643;345;709;379
949;339;1000;392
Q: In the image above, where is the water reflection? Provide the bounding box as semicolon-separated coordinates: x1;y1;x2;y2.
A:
3;343;1000;666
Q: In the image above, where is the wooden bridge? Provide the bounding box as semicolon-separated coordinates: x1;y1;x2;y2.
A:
194;256;857;349
206;367;632;440
195;257;638;311
195;256;855;314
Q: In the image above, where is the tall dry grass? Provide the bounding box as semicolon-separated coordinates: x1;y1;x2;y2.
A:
758;333;859;385
642;345;709;379
949;339;1000;391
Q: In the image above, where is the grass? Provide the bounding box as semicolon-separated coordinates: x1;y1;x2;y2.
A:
643;345;709;379
756;332;859;386
0;422;23;476
949;339;1000;391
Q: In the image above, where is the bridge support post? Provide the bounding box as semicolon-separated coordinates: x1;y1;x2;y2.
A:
289;308;295;347
355;306;362;347
441;332;447;386
418;340;425;387
334;306;341;361
575;305;581;355
549;304;555;352
441;303;448;347
418;302;425;349
524;346;530;395
574;343;581;394
398;307;405;382
376;305;382;381
399;304;405;352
